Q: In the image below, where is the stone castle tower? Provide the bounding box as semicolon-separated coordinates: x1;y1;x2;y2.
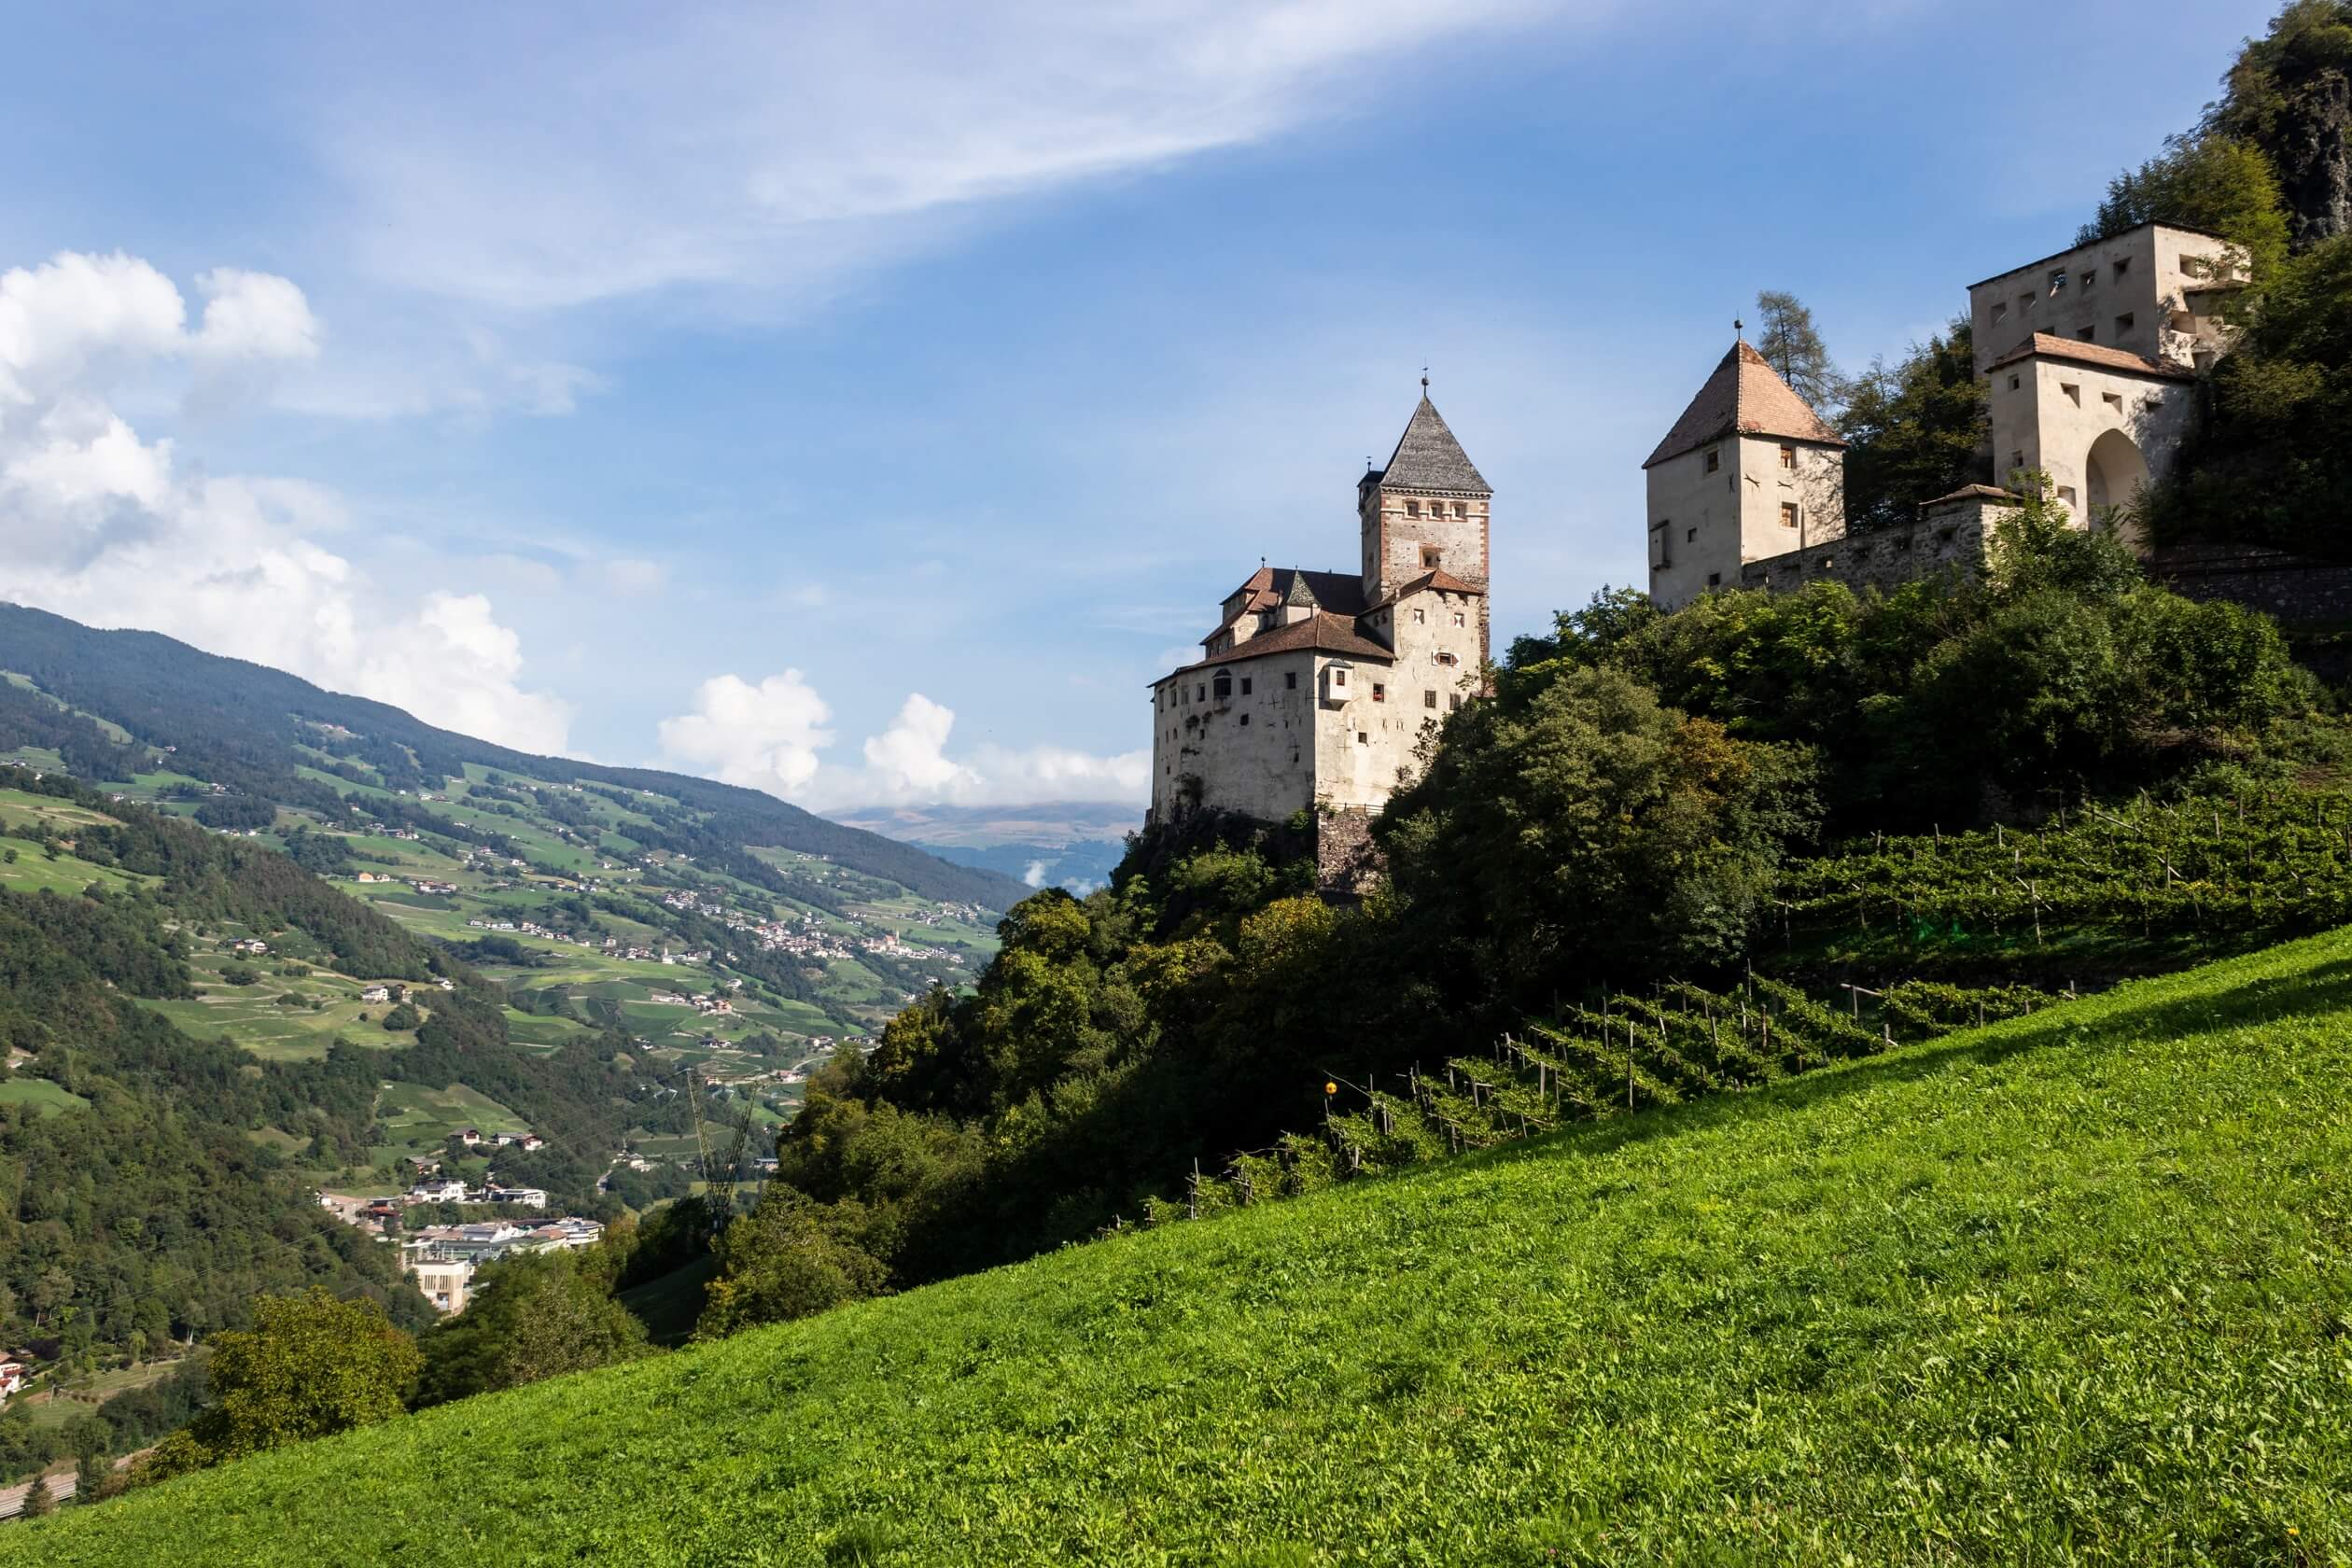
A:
1643;339;1848;611
1357;386;1493;665
1149;389;1491;830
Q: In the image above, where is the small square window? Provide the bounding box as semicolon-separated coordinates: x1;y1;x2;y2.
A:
1992;301;2009;324
2048;270;2066;294
2080;270;2095;290
2102;391;2124;412
2011;450;2024;471
1685;527;1696;543
2077;326;2094;342
1356;732;1368;746
1778;444;1796;470
1705;449;1720;473
2115;312;2135;334
1372;682;1386;703
1197;685;1206;701
1779;501;1799;529
1449;693;1463;711
1284;672;1297;690
2009;375;2021;391
2057;485;2078;507
1451;611;1465;627
2019;292;2035;314
1411;608;1424;624
1405;499;1421;517
1239;677;1252;695
1707;571;1721;586
1421;546;1442;569
2062;383;2080;405
1239;713;1249;727
1423;690;1437;709
1333;668;1347;687
1452;501;1466;517
2114;258;2132;279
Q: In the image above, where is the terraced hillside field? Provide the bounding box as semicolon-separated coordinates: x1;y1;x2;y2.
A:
16;927;2351;1565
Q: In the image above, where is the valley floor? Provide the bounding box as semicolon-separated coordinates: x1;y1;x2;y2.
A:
13;929;2352;1564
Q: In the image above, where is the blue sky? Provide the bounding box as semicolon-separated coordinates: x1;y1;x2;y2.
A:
0;0;2278;807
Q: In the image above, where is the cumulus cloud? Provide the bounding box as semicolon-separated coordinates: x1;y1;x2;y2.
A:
0;249;573;754
656;671;836;795
659;674;1145;809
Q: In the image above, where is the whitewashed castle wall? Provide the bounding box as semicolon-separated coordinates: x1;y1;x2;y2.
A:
1149;652;1322;822
1649;434;1845;611
1968;225;2244;374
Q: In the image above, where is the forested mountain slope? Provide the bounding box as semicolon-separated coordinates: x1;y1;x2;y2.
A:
0;604;1025;909
14;927;2349;1564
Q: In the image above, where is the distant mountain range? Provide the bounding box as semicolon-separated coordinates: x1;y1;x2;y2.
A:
0;604;1028;909
827;801;1139;892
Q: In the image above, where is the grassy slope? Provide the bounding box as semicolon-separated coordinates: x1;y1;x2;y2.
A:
17;931;2352;1565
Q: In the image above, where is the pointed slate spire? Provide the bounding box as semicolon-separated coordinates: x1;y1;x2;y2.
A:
1371;394;1491;495
1283;570;1321;609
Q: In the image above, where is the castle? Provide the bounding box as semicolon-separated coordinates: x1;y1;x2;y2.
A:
1147;386;1490;827
1648;220;2247;609
1151;219;2250;833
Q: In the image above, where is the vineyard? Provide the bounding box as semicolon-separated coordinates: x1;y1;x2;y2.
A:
1776;787;2352;969
1157;788;2352;1225
1155;973;2065;1222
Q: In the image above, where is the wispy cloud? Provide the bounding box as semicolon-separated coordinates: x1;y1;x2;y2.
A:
303;1;1597;314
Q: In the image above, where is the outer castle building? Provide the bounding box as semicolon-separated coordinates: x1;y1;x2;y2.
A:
1147;387;1489;830
1647;220;2248;610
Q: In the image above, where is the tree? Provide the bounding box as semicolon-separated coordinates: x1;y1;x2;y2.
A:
73;1449;106;1504
381;1001;422;1031
696;1189;890;1338
2207;0;2352;249
1753;290;1842;413
2078;132;2289;279
411;1250;648;1407
20;1475;53;1518
1837;321;1992;531
1379;665;1819;1003
144;1288;419;1478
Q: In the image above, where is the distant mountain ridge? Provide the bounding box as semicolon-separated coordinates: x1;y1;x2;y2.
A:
0;603;1027;908
827;800;1139;892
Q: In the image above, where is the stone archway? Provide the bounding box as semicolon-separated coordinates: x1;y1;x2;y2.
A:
2084;427;2149;550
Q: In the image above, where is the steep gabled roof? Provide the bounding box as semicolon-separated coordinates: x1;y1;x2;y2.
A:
1165;612;1394;678
1982;331;2196;382
1644;341;1846;469
1206;567;1367;642
1365;395;1490;495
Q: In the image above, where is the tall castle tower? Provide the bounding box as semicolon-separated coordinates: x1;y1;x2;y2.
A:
1357;383;1492;664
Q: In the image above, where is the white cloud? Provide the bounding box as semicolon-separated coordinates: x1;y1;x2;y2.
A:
0;249;574;754
192;268;322;360
861;693;976;798
656;671;837;795
598;557;668;595
657;677;1150;809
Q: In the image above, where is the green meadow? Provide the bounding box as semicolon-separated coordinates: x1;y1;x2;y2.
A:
16;927;2352;1564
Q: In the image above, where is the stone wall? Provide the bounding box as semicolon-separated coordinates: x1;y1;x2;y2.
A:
1742;494;2002;595
1313;807;1383;899
2149;539;2352;625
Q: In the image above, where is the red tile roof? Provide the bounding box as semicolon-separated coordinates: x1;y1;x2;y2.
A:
1645;341;1846;469
1983;332;2195;381
1161;611;1393;679
1918;483;2019;510
1370;567;1484;609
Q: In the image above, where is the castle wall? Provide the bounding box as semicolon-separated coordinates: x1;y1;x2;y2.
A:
1987;358;2196;530
1148;651;1322;824
1969;225;2243;374
1649;434;1845;611
1741;495;2009;596
1360;486;1490;607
